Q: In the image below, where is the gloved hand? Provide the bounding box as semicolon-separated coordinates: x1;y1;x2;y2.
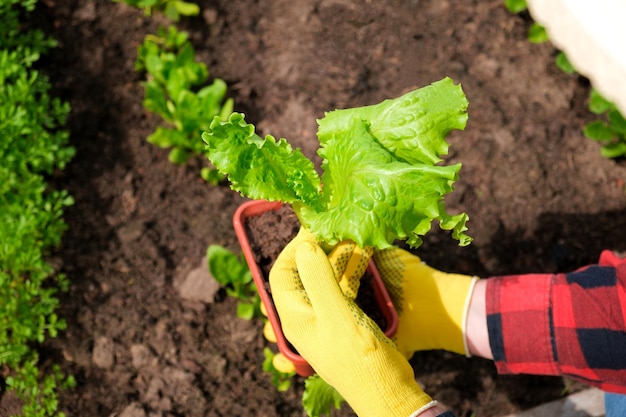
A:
262;228;373;366
374;247;479;359
270;232;436;417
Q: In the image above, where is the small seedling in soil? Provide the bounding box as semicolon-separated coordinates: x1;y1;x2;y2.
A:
114;0;199;21
262;347;296;392
135;25;233;183
584;90;626;159
503;0;527;14
206;244;261;320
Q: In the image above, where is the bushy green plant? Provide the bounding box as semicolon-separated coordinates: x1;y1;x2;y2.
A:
135;25;233;183
0;0;76;415
113;0;199;21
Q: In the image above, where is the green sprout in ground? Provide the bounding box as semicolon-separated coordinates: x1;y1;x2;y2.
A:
135;25;233;183
113;0;199;21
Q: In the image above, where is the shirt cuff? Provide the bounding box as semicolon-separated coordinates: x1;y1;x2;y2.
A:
485;273;560;376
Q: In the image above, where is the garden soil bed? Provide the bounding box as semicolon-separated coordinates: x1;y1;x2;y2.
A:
21;0;626;416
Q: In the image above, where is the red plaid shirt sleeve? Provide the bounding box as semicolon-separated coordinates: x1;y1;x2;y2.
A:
485;250;626;394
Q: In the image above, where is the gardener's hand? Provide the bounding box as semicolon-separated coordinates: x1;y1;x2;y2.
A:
262;228;372;343
270;236;436;417
373;247;479;358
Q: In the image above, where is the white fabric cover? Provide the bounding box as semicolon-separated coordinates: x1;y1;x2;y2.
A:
526;0;626;115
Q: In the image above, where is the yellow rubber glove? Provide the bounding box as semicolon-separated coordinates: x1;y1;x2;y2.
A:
270;237;436;417
373;247;479;359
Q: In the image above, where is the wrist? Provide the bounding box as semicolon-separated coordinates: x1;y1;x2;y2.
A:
427;270;479;355
407;401;438;417
465;279;493;359
410;403;452;417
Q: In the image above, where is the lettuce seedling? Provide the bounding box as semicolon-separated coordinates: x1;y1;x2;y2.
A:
203;77;471;249
207;244;261;319
262;348;296;392
114;0;199;21
136;25;233;182
202;78;471;249
302;375;345;417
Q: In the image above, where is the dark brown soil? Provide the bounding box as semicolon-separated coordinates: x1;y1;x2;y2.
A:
245;204;301;281
28;0;626;416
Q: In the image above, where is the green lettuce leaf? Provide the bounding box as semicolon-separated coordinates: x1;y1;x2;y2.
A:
302;375;344;417
202;113;322;206
202;78;471;249
317;77;468;165
301;118;467;248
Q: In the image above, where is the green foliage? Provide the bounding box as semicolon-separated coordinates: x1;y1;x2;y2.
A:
261;348;295;392
204;78;471;249
527;23;548;44
135;25;233;182
302;375;345;417
0;0;75;414
584;90;626;159
503;0;527;14
554;52;575;74
113;0;199;21
206;245;261;320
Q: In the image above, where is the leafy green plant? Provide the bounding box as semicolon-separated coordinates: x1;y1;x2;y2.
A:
261;348;296;392
113;0;199;21
204;78;470;416
554;52;575;74
203;77;470;250
584;90;626;158
526;22;548;44
503;0;527;14
302;375;345;417
0;0;76;414
136;25;233;183
206;245;261;320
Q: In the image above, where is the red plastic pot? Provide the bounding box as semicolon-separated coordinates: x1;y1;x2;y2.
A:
233;199;398;377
